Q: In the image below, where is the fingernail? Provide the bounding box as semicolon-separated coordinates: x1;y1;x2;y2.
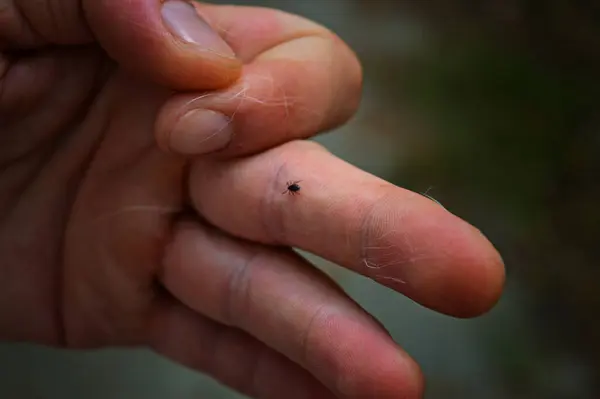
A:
161;1;236;58
169;109;233;154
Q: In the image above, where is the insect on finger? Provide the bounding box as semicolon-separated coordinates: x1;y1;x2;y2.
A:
282;180;302;195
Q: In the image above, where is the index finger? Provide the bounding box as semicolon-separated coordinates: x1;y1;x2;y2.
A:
189;140;505;317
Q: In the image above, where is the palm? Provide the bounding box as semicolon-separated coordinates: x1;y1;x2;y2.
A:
1;46;183;346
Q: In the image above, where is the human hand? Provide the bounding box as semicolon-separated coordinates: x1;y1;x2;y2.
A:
0;1;504;398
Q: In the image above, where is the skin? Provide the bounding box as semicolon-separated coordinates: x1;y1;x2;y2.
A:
0;1;505;398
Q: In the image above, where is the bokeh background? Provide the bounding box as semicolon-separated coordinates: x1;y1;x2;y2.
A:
1;1;599;398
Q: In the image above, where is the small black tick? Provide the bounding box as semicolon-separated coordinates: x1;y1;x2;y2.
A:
282;180;302;195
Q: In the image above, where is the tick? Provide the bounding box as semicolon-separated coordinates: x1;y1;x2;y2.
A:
282;180;302;195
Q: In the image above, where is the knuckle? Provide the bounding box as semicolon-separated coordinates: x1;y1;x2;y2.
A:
257;156;290;244
223;248;260;327
257;140;330;244
301;302;329;365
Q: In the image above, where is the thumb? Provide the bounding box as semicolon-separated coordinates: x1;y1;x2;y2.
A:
85;0;242;90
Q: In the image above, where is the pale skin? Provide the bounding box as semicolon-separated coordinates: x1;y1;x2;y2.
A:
0;1;505;398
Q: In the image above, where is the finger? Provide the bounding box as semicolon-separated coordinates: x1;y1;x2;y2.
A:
148;298;335;399
1;0;243;90
189;140;506;318
159;218;423;398
154;4;362;157
86;0;242;90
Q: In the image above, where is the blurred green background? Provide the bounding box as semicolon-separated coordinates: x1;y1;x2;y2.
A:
1;1;598;398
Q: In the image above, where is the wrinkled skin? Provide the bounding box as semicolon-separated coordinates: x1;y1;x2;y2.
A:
0;1;505;398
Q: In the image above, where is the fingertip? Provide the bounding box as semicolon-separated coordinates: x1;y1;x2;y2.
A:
452;223;506;318
429;213;506;318
369;196;506;318
155;98;234;156
434;204;506;317
307;310;425;398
